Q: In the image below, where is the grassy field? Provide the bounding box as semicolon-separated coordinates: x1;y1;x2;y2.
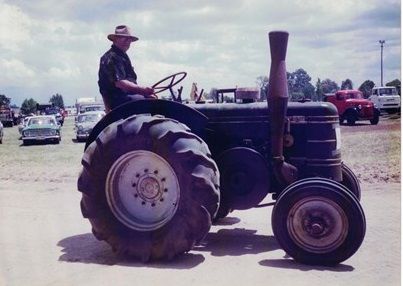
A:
0;114;400;186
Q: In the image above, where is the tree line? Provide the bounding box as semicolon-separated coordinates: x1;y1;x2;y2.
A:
0;93;65;115
256;68;401;102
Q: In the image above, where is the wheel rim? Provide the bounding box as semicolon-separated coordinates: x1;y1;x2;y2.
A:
287;196;348;254
106;150;180;231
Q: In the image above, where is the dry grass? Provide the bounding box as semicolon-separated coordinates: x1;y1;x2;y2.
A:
341;117;401;183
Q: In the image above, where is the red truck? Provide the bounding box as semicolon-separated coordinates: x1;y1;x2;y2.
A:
325;89;380;125
0;104;14;127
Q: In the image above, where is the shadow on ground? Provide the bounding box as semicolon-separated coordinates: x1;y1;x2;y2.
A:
57;233;205;269
259;258;354;272
194;227;279;256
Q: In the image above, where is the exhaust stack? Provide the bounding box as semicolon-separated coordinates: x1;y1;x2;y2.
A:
267;31;298;186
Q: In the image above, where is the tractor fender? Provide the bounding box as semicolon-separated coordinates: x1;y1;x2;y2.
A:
84;99;208;150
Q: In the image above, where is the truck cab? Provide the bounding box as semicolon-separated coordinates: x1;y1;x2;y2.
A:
369;86;400;113
325;89;379;125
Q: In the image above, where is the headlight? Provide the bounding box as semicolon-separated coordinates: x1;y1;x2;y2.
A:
78;125;84;130
357;104;362;109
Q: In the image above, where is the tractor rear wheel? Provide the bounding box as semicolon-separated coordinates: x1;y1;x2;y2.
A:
272;178;365;265
78;114;220;261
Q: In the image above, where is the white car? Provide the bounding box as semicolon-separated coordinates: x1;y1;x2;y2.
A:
18;116;33;135
369;86;401;113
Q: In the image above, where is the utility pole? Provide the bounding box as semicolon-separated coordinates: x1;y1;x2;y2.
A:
379;40;385;86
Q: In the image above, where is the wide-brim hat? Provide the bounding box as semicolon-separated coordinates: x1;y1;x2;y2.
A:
107;25;138;42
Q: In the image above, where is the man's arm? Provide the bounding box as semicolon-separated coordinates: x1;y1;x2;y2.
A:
115;80;156;98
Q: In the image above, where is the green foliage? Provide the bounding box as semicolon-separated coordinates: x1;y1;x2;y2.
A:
386;79;401;95
287;68;315;100
0;94;10;106
341;79;353;90
256;76;269;100
315;78;323;101
50;93;64;109
21;98;38;115
358;80;375;98
320;79;339;94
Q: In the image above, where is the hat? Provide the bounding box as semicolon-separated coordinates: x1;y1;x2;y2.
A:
107;25;139;42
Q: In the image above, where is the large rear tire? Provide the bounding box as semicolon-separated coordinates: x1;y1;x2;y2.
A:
272;178;366;265
78;114;220;261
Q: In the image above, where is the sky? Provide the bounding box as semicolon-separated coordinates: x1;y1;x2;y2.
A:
0;0;401;106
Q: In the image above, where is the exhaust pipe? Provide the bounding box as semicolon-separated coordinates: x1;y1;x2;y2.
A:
267;31;298;186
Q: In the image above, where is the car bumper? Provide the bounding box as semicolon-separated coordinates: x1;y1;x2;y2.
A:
22;135;61;141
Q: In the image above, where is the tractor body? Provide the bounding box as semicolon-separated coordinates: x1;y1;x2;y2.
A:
79;31;365;265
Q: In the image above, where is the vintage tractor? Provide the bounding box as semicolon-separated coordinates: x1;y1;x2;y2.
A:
77;31;365;265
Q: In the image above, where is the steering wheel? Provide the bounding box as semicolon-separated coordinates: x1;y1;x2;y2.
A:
152;72;187;94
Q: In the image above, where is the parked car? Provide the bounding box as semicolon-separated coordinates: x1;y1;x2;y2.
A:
18;116;33;135
75;111;105;142
369;86;401;114
45;107;65;126
0;121;3;144
325;89;380;125
21;115;61;145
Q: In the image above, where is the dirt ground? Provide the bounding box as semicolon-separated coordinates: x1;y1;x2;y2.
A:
0;113;400;286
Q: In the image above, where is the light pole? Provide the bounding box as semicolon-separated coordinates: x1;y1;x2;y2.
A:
379;40;385;86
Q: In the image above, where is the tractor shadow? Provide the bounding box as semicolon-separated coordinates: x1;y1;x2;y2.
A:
57;233;204;269
194;227;279;256
259;259;354;272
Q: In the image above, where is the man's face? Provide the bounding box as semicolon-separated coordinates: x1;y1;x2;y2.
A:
114;37;133;52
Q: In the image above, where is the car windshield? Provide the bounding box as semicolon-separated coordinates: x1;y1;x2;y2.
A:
345;92;363;99
378;88;398;96
28;117;56;125
85;106;103;112
78;114;103;123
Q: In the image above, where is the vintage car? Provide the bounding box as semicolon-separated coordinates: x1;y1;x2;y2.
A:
325;90;380;125
0;121;3;144
21;115;61;145
75;111;105;142
18;116;33;135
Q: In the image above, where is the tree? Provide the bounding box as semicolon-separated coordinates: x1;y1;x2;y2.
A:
341;79;353;90
315;78;323;101
287;68;315;100
358;80;375;98
256;76;269;100
50;93;64;109
320;79;339;94
0;94;10;106
21;98;38;115
386;79;401;95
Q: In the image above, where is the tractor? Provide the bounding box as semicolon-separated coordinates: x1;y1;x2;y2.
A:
77;31;365;265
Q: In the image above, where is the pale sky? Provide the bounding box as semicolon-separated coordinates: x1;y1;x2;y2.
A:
0;0;400;106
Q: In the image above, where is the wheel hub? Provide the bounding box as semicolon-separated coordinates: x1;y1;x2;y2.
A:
106;150;180;231
137;175;161;201
287;196;349;254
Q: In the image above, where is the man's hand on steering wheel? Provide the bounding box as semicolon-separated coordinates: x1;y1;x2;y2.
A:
141;86;158;99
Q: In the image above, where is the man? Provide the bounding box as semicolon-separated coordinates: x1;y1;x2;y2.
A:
98;25;156;112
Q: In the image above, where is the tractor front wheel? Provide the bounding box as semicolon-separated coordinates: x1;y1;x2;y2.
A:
272;178;365;265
